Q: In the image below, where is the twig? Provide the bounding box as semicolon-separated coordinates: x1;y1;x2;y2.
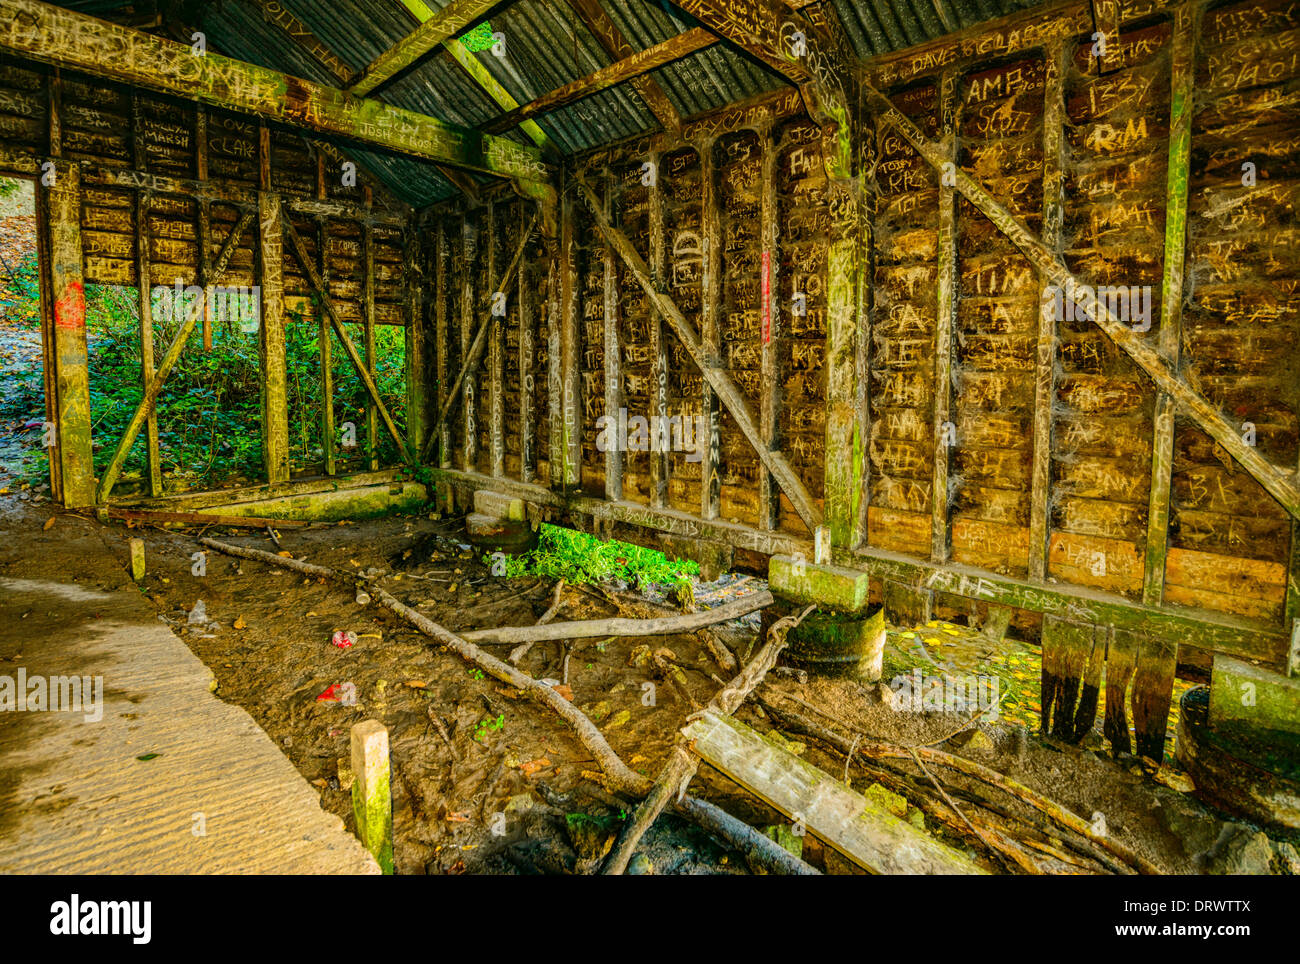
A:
509;578;565;665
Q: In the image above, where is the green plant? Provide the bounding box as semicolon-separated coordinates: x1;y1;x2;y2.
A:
484;524;698;590
473;712;504;742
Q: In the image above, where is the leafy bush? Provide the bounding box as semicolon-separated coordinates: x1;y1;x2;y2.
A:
489;523;698;590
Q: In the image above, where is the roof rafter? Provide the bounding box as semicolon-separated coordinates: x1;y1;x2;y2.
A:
350;0;500;95
565;0;683;132
481;28;715;135
0;0;549;182
247;0;479;203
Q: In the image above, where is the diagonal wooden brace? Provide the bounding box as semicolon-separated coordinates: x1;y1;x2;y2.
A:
862;82;1300;520
419;212;537;463
573;172;824;533
282;219;410;463
96;210;255;503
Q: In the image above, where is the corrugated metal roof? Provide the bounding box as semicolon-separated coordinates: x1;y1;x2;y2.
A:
45;0;1055;206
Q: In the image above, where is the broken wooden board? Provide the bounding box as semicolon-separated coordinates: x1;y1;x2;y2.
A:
683;711;988;874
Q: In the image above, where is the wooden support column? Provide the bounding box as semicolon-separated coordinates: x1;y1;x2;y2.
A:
257;190;289;484
195;107;213;351
134;190;162;497
460;214;477;472
362;202;379;471
558;180;581;489
547;218;563;487
700;140;722;521
603;172;623;501
42;160;94;507
518;244;535;483
1029;41;1069;581
405;226;427;461
317;216;335;476
1143;2;1198;606
487;202;506;478
435;219;451;468
928;69;958;564
648;150;669;510
758;125;780;532
131;92;162;496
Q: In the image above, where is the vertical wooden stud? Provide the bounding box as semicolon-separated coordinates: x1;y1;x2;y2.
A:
258;190;289;483
603;170;623;501
700;139;722;522
349;719;393;874
758;125;781;532
929;68;959;564
648;150;669;510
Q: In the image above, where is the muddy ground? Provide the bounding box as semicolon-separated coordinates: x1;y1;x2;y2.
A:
3;496;1286;876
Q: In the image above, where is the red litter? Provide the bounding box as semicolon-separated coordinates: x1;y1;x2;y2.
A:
332;631;356;649
317;684;344;702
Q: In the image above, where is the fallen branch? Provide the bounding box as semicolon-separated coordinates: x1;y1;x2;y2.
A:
461;590;773;645
602;604;815;875
760;694;1157;875
199;538;813;875
509;579;565;665
112;507;309;528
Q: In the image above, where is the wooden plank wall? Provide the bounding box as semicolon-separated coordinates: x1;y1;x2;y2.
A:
0;54;418;493
424;0;1299;707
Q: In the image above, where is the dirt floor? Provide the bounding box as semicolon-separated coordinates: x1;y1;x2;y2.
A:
3;491;1291;876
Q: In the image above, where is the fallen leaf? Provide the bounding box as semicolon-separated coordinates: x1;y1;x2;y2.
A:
520;757;552;777
233;617;246;630
277;550;293;558
42;517;55;530
550;683;574;701
403;680;427;689
136;753;160;761
311;778;328;789
445;810;471;823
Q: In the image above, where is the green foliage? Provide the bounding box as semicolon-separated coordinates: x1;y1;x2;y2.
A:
459;21;496;52
473;712;505;743
0;250;41;329
488;523;698;590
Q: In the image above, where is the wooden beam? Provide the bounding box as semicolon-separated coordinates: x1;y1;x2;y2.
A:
282;219;410;461
700;142;722;522
258;192;290;483
928;70;957;564
1143;1;1199;605
350;0;499;96
684;712;986;873
1028;40;1068;581
648;150;669;510
602;174;623;501
573;171;823;533
0;0;547;182
481;29;715;135
43;160;95;507
431;466;1293;668
318;217;336;476
362;217;379;471
565;0;683;131
758;126;780;531
864;80;1300;520
487;202;506;477
558;187;581;488
435;219;451;467
134;189;163;497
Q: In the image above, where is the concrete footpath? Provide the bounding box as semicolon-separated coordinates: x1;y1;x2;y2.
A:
0;503;378;873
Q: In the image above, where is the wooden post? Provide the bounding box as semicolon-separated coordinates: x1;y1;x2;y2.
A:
257;190;289;483
518;232;535;483
487;202;505;477
196;106;212;351
1029;41;1068;582
317;217;335;475
758;125;780;532
461;214;477;472
349;719;393;874
929;69;958;564
1143;2;1198;606
134;190;162;497
128;537;146;581
362;207;379;471
603;171;623;501
648;150;669;510
42;160;94;507
559;180;581;489
825;157;864;548
405;225;427;461
435;219;451;468
700;139;722;521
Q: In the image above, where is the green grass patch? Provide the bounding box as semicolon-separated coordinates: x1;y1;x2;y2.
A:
487;523;698;590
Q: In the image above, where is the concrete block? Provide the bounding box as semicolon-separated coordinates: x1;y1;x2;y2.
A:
768;555;869;613
473;489;525;521
128;538;146;581
1210;655;1300;736
882;580;933;628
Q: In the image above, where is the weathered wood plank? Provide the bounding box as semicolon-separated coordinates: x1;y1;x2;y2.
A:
759;125;780;531
602;174;623;500
565;0;683;131
684;711;987;874
701;141;722;521
929;70;958;564
573;171;823;532
0;0;547;181
258;191;290;483
1143;2;1199;606
349;0;497;96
